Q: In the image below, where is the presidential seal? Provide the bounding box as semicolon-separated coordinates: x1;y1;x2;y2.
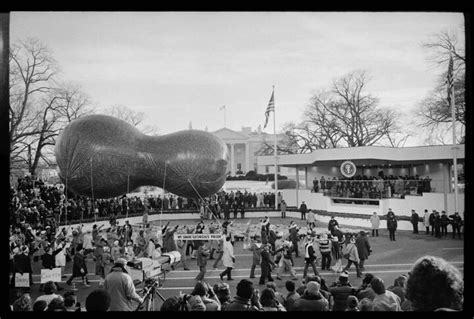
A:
340;160;356;178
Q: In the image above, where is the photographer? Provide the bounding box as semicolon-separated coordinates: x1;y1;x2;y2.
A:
103;258;144;311
190;281;221;311
223;279;263;311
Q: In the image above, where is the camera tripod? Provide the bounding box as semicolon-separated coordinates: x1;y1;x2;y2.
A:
135;278;166;311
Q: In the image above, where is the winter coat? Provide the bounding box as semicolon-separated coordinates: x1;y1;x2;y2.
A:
373;290;401;311
423;212;431;227
355;234;370;260
248;242;262;265
343;242;360;263
329;284;355;311
163;228;178;252
72;251;87;277
284;291;300;311
370;215;380;229
411;213;420;225
291;293;329;311
386;213;398;230
54;243;67;267
304;243;317;263
222;240;235;268
223;296;261;311
104;267;142;311
197;245;210;267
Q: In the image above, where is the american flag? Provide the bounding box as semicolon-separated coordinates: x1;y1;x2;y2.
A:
264;90;275;129
447;55;454;104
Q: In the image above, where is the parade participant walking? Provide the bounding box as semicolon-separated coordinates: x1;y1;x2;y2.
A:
195;241;211;281
268;225;277;252
302;236;319;278
212;237;224;270
449;212;463;239
410;209;419;234
423;209;430;234
328;215;339;234
331;226;345;273
176;237;190;270
306;210;316;229
276;241;297;281
386;209;398;241
11;246;33;289
219;236;235;281
299;201;307;220
162;224;179;253
259;244;276;285
280;200;287;218
342;236;362;278
288;222;300;258
66;244;90;288
103;258;144;311
429;210;436;236
248;235;262;279
369;212;380;237
318;233;332;270
355;231;371;270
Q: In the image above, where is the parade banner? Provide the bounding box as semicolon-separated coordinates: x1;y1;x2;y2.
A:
174;233;224;241
40;268;62;283
15;273;30;287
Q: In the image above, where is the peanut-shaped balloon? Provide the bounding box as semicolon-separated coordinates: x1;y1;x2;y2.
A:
54;114;229;199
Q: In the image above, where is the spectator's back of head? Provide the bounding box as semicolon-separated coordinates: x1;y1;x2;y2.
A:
63;291;77;308
160;296;182;311
406;255;463;311
285;280;296;292
85;289;111;311
370;277;386;294
260;288;276;307
33;300;47;311
358;298;374;311
346;295;359;311
236;279;254;299
46;296;65;311
12;294;32;311
43;281;57;294
266;281;277;292
192;281;207;297
306;281;320;296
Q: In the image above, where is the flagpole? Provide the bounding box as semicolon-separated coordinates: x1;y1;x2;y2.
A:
450;77;458;213
224;106;227;128
272;85;278;209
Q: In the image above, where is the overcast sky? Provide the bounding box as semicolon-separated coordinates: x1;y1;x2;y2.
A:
10;11;464;145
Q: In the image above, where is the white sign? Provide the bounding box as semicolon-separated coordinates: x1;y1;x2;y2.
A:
15;273;30;287
174;233;224;241
40;268;62;283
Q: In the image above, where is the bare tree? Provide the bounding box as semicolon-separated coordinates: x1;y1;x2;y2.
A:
418;29;466;143
303;71;406;148
9;38;92;174
102;104;158;135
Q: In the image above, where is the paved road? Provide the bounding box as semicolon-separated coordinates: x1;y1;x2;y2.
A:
12;217;463;311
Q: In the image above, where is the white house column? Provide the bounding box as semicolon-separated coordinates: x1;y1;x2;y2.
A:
245;142;250;174
443;162;449;212
295;165;300;206
230;143;235;176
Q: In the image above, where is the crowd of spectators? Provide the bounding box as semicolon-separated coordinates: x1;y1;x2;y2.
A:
10;175;284;229
10;255;463;312
313;174;433;199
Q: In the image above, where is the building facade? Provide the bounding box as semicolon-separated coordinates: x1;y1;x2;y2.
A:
212;126;296;177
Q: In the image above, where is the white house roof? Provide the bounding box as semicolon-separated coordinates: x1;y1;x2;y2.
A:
257;144;465;167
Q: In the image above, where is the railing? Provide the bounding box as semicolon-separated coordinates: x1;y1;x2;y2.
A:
311;179;463;199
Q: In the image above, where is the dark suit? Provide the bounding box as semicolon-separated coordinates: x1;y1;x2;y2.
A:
259;249;275;285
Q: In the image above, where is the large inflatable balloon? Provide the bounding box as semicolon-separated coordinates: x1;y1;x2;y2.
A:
54;114;229;199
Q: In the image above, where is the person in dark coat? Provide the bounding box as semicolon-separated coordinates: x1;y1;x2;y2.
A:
223;279;262;311
66;244;90;287
429;210;436;236
10;245;33;289
299;201;307;220
288;222;300;258
40;245;64;291
162;224;179;253
328;216;339;234
440;211;450;237
328;271;355;311
410;209;419;234
302;236;319;278
434;211;442;238
386;209;398;241
259;244;276;285
449;212;463;239
195;241;210;281
355;231;371;270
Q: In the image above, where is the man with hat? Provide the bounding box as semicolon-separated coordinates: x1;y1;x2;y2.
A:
104;257;144;311
410;209;419;234
288;221;300;258
247;234;262;279
328;271;354;311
